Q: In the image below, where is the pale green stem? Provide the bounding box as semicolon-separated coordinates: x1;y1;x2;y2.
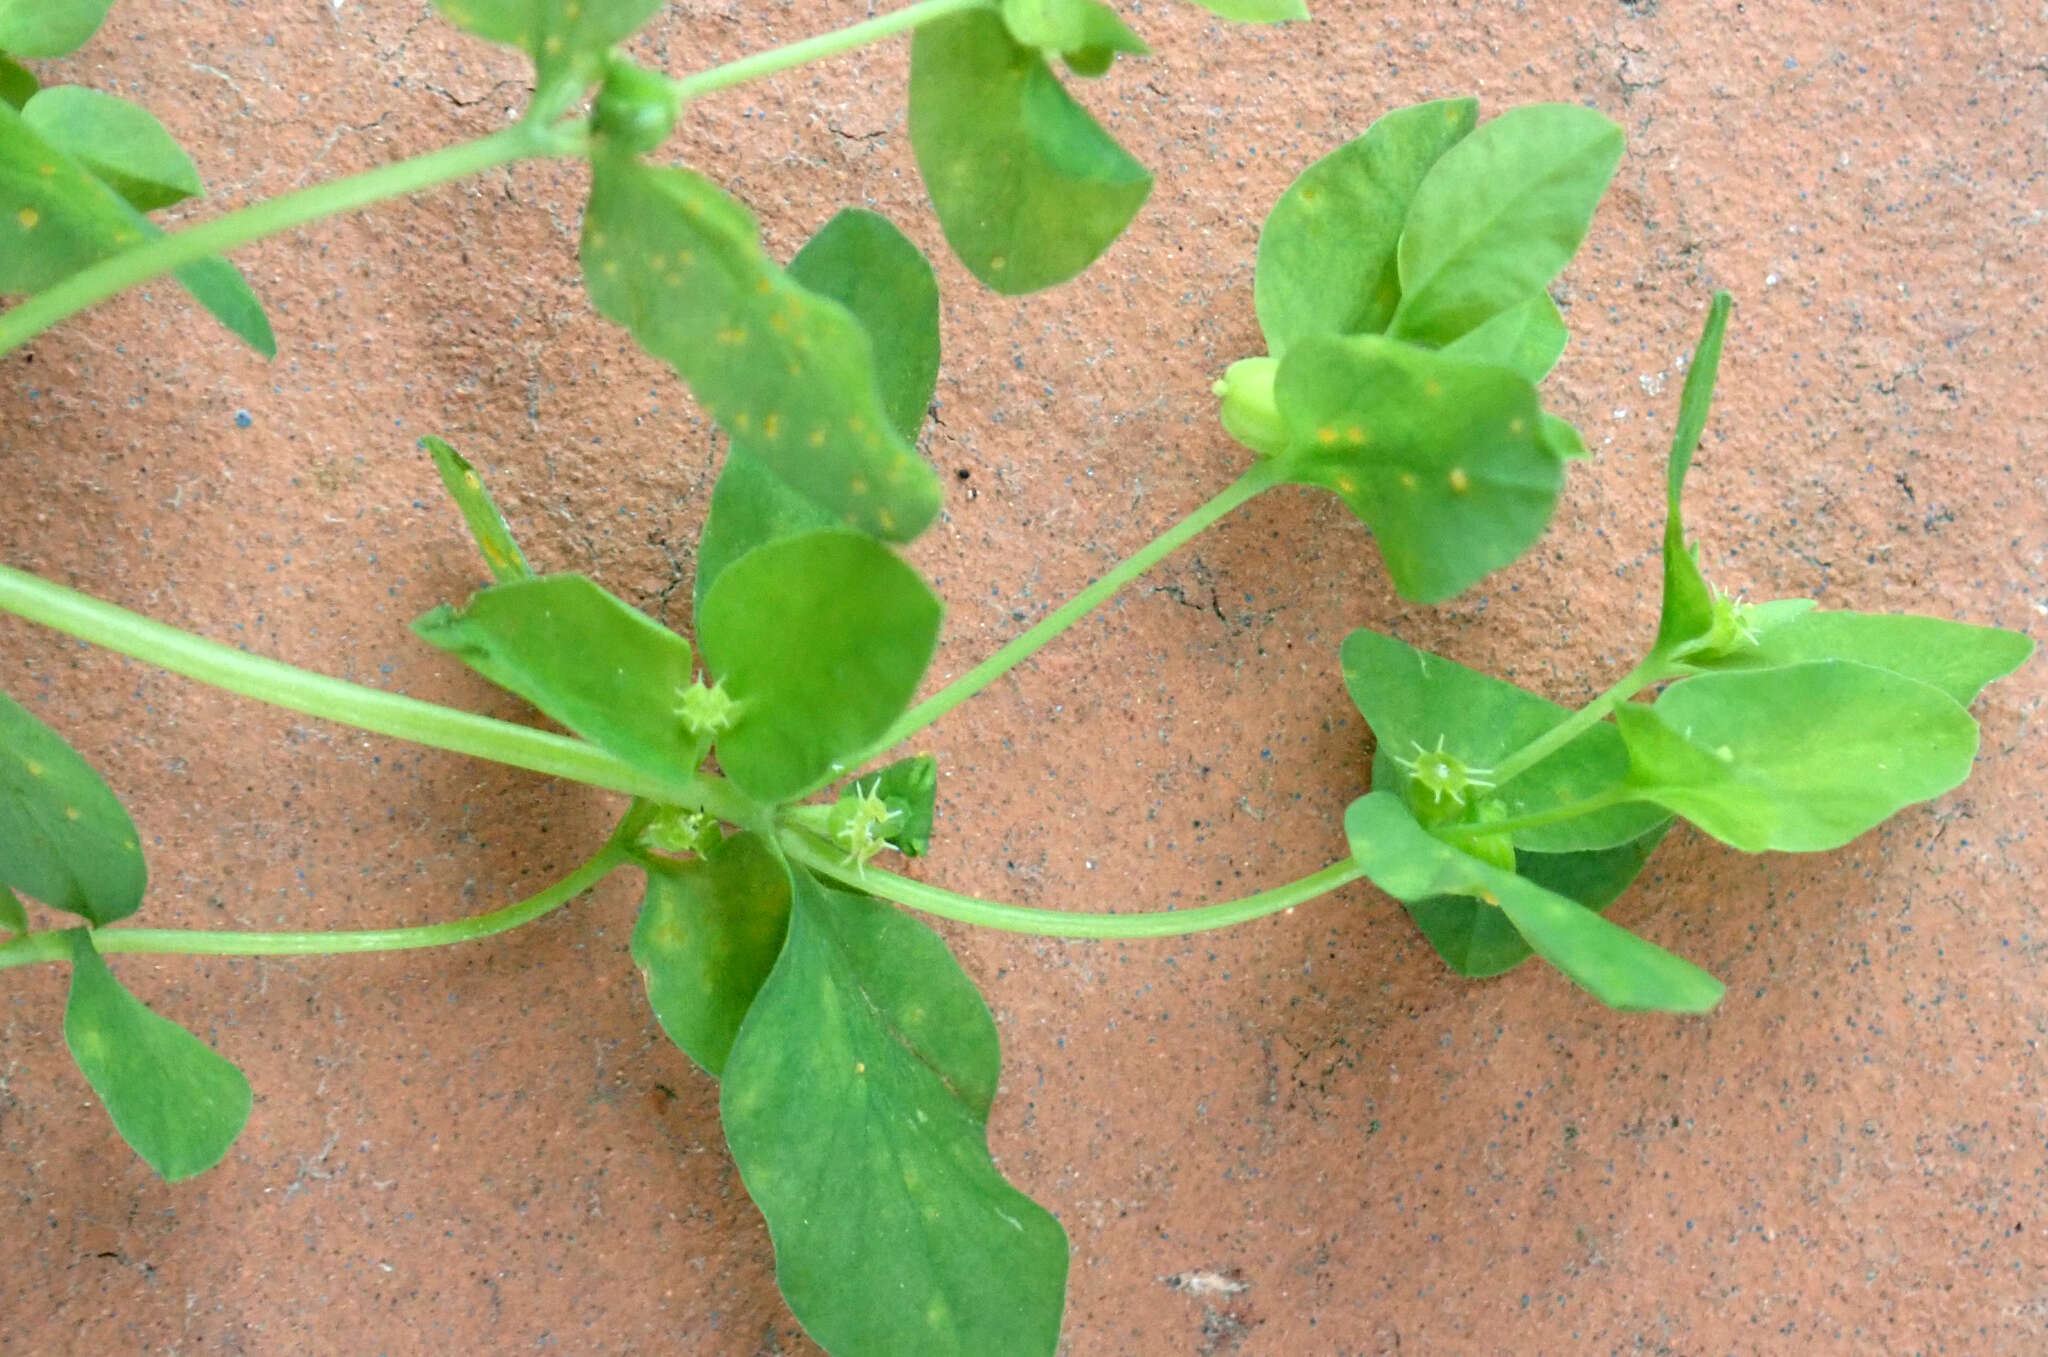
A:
0;848;625;971
0;122;574;356
670;0;990;101
1486;656;1674;787
0;564;751;821
783;829;1365;939
866;463;1279;763
1433;790;1634;843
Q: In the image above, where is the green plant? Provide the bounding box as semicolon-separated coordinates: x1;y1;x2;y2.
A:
0;4;2031;1354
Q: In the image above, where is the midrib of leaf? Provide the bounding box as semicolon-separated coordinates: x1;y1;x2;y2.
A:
826;922;988;1117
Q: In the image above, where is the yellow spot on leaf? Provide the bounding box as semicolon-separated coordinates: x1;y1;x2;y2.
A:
17;207;38;229
850;477;869;495
64;806;80;821
1449;468;1471;493
544;35;565;54
1335;474;1357;494
1400;472;1419;490
878;508;897;533
1425;379;1444;398
755;277;773;295
854;1061;866;1074
589;231;608;250
808;428;826;447
848;415;866;433
647;253;665;271
731;412;752;432
1347;425;1366;444
763;413;782;437
24;760;43;777
989;255;1006;271
1317;427;1338;446
602;260;619;278
463;470;482;490
1508;417;1526;434
715;327;747;346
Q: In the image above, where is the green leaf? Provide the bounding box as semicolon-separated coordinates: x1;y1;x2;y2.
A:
1001;0;1149;78
0;103;275;355
0;0;112;59
1404;824;1669;978
0;883;26;935
853;754;939;857
1388;103;1624;346
1688;609;2033;709
632;831;791;1078
0;689;145;926
786;209;940;444
1616;660;1983;852
1272;336;1561;602
721;874;1069;1356
0;54;38;110
1439;291;1568;385
910;7;1153;295
21;87;202;211
1253;97;1477;356
430;0;663;87
698;530;942;803
1188;0;1308;20
1345;627;1666;852
421;436;531;584
1652;290;1731;656
580;154;941;542
413;573;703;783
693;448;836;613
1346;791;1722;1012
61;929;252;1180
1537;411;1588;461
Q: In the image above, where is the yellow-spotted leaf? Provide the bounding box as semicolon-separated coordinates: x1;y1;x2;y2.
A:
580;153;942;542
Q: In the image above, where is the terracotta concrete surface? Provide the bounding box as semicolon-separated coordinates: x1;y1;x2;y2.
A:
2;0;2043;1352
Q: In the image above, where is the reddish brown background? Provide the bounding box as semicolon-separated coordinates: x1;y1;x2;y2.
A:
3;1;2044;1352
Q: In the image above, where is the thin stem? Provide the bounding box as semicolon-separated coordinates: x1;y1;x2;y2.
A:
671;0;990;101
871;463;1278;759
1433;791;1633;843
783;830;1365;939
0;564;752;821
0;122;575;356
0;849;625;971
1487;656;1673;787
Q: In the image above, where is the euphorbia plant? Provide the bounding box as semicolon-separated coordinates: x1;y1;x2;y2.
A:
0;1;2030;1353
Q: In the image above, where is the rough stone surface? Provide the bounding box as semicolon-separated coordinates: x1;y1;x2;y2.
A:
2;1;2043;1352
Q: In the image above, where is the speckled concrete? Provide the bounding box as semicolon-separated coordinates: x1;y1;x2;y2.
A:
2;1;2043;1352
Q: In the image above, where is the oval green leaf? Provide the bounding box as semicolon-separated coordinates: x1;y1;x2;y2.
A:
0;688;145;925
0;0;112;59
1346;791;1722;1012
1389;103;1624;346
698;530;942;803
786;208;941;445
0;55;38;110
632;831;792;1078
721;874;1069;1356
21;87;203;211
1618;660;1983;852
430;0;662;86
693;448;836;612
1344;627;1669;853
62;929;252;1180
1402;824;1669;978
1438;291;1568;385
0;102;275;355
420;436;531;584
413;573;704;783
1688;610;2033;709
581;154;941;542
1253;97;1477;355
1273;335;1561;602
910;7;1152;295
